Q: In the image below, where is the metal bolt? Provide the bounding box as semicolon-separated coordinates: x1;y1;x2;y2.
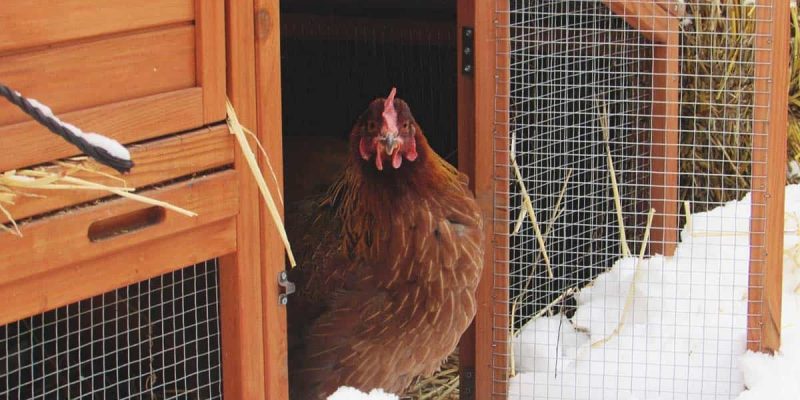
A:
464;47;472;55
280;271;287;280
464;65;473;73
280;295;288;305
465;29;473;37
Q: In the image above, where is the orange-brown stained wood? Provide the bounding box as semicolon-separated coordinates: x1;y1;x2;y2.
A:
0;125;234;224
649;29;681;257
474;0;510;398
493;3;512;398
749;0;788;354
0;0;194;53
602;0;676;44
655;0;686;18
196;0;227;124
0;217;236;327
254;0;290;398
219;0;268;399
0;171;238;285
457;0;478;397
0;88;204;172
0;25;197;126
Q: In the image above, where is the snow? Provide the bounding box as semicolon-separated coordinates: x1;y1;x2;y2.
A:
510;185;800;400
327;387;399;400
25;97;131;161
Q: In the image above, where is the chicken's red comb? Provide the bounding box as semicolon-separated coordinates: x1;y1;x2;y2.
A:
382;87;398;133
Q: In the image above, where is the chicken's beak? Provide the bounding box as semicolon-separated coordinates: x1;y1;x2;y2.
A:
381;133;399;155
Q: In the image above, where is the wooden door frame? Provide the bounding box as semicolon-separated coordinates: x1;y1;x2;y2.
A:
459;0;507;398
222;0;287;398
223;0;289;398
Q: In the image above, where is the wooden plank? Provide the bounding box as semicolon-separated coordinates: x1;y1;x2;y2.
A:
197;0;227;124
655;0;686;18
0;171;238;285
602;0;674;44
749;0;788;354
0;88;204;172
475;0;510;398
649;30;680;257
0;218;235;327
1;125;233;224
0;25;197;126
254;0;289;398
0;0;194;53
221;0;268;398
457;0;478;398
492;2;511;398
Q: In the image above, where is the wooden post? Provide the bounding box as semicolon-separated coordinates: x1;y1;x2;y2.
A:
749;0;788;354
475;0;510;398
254;0;290;398
220;0;268;398
457;0;478;398
650;23;681;257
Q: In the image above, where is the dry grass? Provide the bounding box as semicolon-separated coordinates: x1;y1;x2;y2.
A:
679;0;758;207
403;352;460;400
226;100;297;267
1;159;196;236
790;3;800;183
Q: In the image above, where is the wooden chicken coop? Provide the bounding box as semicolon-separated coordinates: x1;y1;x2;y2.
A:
0;1;286;398
0;0;790;399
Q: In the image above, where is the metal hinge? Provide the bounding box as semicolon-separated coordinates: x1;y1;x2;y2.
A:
459;367;475;400
278;271;295;305
462;27;474;75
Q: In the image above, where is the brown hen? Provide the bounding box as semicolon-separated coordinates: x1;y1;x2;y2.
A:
286;88;484;399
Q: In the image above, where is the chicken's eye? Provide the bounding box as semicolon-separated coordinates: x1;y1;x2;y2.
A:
402;121;410;130
367;121;377;131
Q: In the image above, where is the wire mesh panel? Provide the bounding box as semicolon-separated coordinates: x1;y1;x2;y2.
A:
1;260;223;399
494;0;779;399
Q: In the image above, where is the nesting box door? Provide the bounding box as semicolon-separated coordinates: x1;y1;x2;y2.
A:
0;0;288;398
0;0;226;173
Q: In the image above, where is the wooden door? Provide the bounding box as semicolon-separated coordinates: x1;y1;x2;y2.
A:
0;1;289;398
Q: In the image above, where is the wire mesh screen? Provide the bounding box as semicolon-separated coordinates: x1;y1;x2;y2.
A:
1;260;223;399
495;0;775;399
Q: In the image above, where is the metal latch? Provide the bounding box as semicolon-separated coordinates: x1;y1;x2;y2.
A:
278;271;295;305
462;27;474;74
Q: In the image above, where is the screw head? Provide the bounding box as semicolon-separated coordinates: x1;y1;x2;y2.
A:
463;65;473;73
280;295;288;305
464;47;472;55
465;29;473;37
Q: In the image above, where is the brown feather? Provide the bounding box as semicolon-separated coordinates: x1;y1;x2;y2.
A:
288;100;484;399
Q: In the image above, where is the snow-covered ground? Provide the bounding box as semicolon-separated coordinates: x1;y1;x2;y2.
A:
510;185;800;400
328;387;399;400
331;185;800;400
